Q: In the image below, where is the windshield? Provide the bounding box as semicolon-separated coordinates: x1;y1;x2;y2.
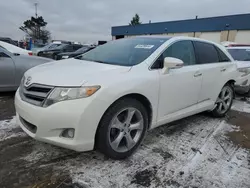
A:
78;37;169;66
47;43;61;49
228;49;250;61
50;44;67;50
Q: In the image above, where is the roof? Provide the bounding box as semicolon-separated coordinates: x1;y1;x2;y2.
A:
112;13;250;36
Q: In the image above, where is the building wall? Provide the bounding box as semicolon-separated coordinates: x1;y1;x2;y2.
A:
119;30;250;44
199;32;221;43
235;31;250;43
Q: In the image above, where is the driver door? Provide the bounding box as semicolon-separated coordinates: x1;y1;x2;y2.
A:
0;49;15;90
155;40;202;124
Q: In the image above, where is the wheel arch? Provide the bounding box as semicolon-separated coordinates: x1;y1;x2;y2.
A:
94;93;153;147
225;79;236;98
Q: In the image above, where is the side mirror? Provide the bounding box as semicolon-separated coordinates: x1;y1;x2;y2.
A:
162;57;184;74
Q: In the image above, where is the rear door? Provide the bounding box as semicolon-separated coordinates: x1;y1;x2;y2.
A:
0;49;15;89
193;41;233;103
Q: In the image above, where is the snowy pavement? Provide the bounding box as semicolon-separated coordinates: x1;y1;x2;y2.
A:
0;95;249;188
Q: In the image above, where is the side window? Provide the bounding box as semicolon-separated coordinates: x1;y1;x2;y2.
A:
73;45;82;50
152;40;196;69
214;46;231;62
64;45;73;51
193;41;219;64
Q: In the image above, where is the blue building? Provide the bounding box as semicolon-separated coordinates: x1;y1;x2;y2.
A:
111;13;250;43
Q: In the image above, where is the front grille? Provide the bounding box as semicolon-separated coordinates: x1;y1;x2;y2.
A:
19;116;37;133
20;83;54;106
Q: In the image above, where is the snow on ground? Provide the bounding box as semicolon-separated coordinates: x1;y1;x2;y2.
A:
0;116;26;141
232;98;250;113
0;99;249;188
63;116;249;188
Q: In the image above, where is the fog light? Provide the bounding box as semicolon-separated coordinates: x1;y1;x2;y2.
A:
61;128;75;138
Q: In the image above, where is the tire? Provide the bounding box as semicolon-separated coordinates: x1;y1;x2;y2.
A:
96;98;148;160
53;54;57;60
212;84;234;117
37;52;41;56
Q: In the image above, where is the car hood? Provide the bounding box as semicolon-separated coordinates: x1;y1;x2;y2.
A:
25;58;131;87
235;61;250;69
12;54;52;66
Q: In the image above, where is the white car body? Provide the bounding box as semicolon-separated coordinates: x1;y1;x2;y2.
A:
0;41;32;55
15;36;237;154
227;46;250;94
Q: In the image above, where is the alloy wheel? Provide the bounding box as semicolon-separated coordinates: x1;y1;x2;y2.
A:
215;86;233;114
108;107;144;153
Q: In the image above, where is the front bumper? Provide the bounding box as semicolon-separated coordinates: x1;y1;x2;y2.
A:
15;89;107;151
235;75;250;94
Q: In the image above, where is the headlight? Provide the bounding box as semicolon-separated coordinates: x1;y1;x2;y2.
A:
238;68;250;77
43;86;100;107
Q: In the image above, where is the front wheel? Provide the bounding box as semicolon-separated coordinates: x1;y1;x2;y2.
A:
212;84;234;117
96;98;148;159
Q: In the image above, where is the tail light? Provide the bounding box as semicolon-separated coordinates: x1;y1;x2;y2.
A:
28;52;33;56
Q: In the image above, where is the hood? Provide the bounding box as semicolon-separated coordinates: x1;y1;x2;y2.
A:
235;61;250;69
12;54;52;66
25;58;131;87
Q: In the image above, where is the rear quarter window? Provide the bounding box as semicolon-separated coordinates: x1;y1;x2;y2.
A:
193;41;219;64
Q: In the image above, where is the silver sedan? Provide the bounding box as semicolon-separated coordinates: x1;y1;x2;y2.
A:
0;47;52;91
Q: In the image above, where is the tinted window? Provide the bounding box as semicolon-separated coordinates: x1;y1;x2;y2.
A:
63;45;73;51
78;37;170;66
194;41;219;64
48;44;61;49
215;47;231;62
152;40;196;69
53;44;67;50
73;45;82;50
227;49;250;61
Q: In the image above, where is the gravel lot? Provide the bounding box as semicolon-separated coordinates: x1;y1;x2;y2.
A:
0;92;249;188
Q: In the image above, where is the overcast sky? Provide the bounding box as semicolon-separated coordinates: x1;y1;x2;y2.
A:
0;0;250;43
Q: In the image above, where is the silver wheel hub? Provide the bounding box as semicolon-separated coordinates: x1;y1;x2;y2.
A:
215;86;232;114
108;107;144;153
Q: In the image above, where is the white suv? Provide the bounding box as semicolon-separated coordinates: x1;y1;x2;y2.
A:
15;36;237;159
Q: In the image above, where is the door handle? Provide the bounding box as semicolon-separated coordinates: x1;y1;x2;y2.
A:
194;72;202;77
221;68;226;72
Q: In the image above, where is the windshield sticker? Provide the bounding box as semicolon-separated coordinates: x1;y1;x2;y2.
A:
135;45;154;49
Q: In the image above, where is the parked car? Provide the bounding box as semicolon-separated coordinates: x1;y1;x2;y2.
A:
227;46;250;95
0;37;18;46
0;47;51;91
56;46;95;60
0;41;33;56
15;36;237;159
38;44;83;60
33;43;62;56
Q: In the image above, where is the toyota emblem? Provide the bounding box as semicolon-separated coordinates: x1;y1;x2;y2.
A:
25;76;32;86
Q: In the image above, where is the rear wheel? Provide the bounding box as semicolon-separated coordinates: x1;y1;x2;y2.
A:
96;98;148;159
212;84;234;117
